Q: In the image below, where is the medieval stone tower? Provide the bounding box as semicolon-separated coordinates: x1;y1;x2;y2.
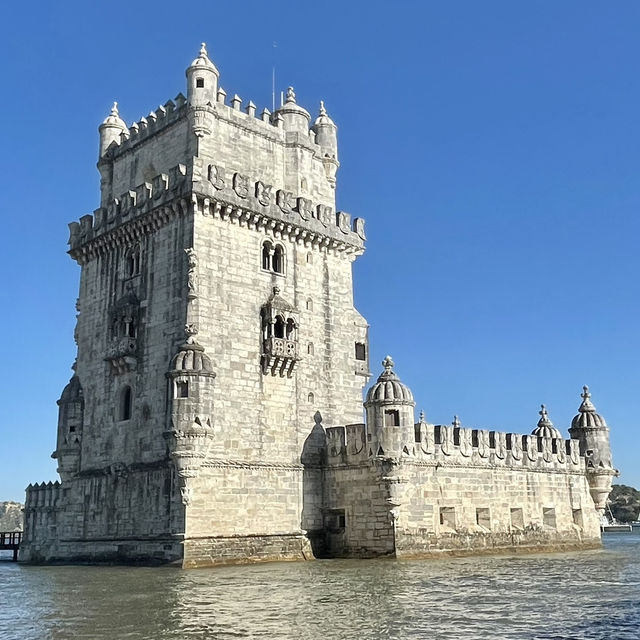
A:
20;45;616;567
21;44;368;565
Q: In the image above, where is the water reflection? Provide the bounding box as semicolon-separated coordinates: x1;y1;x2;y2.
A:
1;534;639;640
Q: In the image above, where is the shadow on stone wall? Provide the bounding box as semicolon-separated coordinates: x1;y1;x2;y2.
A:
301;411;327;558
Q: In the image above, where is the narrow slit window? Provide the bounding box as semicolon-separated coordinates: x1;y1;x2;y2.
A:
355;342;367;361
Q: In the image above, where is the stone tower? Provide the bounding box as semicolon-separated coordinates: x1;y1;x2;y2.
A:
20;44;369;566
569;386;617;514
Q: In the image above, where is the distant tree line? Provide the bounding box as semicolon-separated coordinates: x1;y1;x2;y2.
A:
609;485;640;523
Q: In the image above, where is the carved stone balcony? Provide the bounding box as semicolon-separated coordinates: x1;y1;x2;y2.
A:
261;337;299;377
105;337;138;374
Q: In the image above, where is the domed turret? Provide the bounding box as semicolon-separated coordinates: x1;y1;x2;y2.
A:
98;102;128;157
311;101;339;188
531;404;562;439
170;341;214;373
165;332;216;505
364;356;416;457
186;43;219;107
274;86;310;134
52;375;84;481
568;386;617;514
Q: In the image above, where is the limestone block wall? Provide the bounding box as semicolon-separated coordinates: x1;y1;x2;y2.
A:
323;459;395;557
323;421;601;557
72;206;192;471
191;205;367;468
21;469;184;564
196;97;335;208
396;463;599;556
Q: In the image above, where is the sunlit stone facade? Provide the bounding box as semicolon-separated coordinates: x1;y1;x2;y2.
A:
20;46;616;567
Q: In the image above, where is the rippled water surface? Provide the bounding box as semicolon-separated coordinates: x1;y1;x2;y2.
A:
2;533;640;640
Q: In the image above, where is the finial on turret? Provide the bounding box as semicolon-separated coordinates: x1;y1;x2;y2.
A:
111;102;119;116
452;415;461;428
578;385;597;413
382;355;394;373
319;100;326;115
419;409;425;423
200;42;208;57
286;86;296;104
532;403;561;438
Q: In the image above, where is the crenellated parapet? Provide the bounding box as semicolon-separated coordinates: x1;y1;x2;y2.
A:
324;420;584;474
68;164;190;263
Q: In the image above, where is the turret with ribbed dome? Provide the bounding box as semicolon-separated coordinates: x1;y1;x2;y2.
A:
568;386;617;514
531;404;562;439
165;329;216;506
364;356;416;457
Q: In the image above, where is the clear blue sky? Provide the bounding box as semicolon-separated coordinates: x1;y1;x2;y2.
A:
1;1;639;501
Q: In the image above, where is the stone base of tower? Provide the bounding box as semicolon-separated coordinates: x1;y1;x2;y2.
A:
18;537;184;566
182;532;314;568
394;529;602;559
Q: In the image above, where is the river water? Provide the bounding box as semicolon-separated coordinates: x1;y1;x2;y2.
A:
1;533;639;640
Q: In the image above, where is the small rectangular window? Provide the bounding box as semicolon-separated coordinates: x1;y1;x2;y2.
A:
355;342;367;361
573;509;583;528
476;508;491;530
384;409;400;427
510;507;524;530
439;506;456;529
543;507;556;529
176;381;189;398
196;78;204;88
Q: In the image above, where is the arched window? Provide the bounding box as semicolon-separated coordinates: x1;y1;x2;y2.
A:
286;318;296;339
126;245;141;277
119;386;132;421
306;298;313;311
308;392;315;404
272;245;284;274
274;316;285;339
262;241;272;271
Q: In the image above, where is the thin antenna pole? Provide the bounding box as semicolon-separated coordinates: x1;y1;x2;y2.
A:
272;41;277;112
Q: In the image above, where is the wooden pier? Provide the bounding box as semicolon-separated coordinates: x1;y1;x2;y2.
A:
0;531;22;561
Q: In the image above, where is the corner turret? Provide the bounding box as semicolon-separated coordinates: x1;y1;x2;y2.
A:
51;374;84;482
274;86;311;134
312;101;339;189
186;43;219;107
164;328;216;506
98;102;128;158
364;356;416;457
569;386;617;514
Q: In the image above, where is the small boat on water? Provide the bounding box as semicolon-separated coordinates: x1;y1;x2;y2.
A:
600;503;633;533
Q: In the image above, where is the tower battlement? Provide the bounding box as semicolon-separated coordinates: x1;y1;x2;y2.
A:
325;421;584;474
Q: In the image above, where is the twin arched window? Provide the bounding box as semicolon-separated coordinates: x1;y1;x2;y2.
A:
262;241;285;275
125;245;141;277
